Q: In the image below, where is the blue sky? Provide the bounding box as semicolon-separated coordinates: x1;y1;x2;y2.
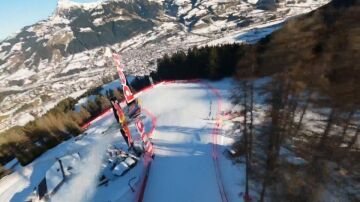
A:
0;0;101;40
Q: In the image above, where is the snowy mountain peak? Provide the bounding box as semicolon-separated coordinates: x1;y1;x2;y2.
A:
55;0;100;17
57;0;99;10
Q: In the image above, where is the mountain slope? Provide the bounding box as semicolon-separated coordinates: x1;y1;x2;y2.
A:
233;1;360;200
0;0;329;131
238;0;360;104
1;0;160;67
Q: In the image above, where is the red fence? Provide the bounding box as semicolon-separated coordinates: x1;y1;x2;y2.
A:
135;108;157;202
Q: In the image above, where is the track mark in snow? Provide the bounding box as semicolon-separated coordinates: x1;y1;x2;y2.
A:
140;80;230;202
209;99;213;118
204;82;230;202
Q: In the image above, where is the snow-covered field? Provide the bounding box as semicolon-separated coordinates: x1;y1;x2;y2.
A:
141;80;243;202
0;79;246;202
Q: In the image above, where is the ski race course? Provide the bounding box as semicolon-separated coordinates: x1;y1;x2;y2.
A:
141;80;229;202
0;79;245;202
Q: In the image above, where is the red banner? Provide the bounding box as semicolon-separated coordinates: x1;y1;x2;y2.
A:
112;53;150;153
112;53;135;104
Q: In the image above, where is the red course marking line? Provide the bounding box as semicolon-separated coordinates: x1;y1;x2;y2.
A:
142;108;157;139
137;80;229;202
203;82;229;202
80;79;195;129
137;161;152;202
80;108;112;129
136;108;157;202
81;81;165;129
80;80;229;202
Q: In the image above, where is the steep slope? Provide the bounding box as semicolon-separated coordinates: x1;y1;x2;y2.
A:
0;79;241;202
238;0;360;104
232;0;360;200
0;0;329;131
0;0;160;69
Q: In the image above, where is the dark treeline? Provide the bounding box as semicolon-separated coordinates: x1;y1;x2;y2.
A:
130;76;153;91
131;44;249;90
0;98;83;169
156;44;246;80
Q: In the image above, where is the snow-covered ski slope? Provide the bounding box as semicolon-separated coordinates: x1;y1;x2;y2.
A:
0;79;245;202
140;80;243;202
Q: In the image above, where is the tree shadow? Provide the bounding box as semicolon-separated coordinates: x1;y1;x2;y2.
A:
10;160;55;202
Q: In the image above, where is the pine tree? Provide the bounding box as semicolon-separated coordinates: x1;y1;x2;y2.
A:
208;48;219;80
86;100;100;117
113;89;124;101
348;125;360;150
95;95;110;111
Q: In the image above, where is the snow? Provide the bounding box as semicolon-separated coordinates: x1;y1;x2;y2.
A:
0;0;331;133
60;53;88;74
206;20;284;46
17;113;35;126
92;18;104;26
91;9;104;17
233;22;283;44
69;89;88;99
73;78;135;112
0;79;244;202
103;47;112;58
74;95;97;111
0;110;138;202
10;42;23;52
57;0;100;11
247;0;259;4
138;80;242;202
52;130;115;202
0;42;11;50
79;27;93;32
46;161;65;195
186;8;207;19
48;15;71;25
4;68;36;81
